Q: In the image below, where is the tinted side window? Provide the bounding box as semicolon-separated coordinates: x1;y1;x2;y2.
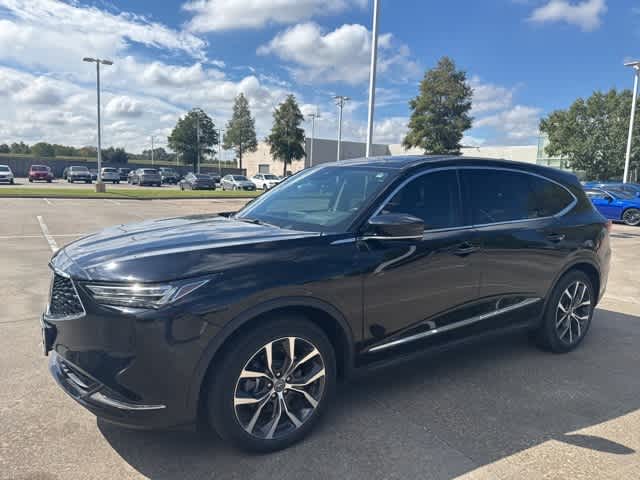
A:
382;170;462;230
585;189;608;200
527;175;574;216
462;170;541;224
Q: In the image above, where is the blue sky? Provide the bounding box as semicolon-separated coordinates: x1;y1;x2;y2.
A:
0;0;635;152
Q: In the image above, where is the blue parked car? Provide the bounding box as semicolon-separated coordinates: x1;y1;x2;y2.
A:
583;181;640;198
584;186;640;226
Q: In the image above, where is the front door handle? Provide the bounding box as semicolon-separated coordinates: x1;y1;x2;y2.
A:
453;242;479;257
546;233;566;243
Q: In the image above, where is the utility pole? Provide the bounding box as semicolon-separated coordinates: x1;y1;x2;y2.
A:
365;0;380;158
334;95;349;161
150;136;155;166
308;112;320;167
218;128;223;176
624;61;640;184
83;57;113;192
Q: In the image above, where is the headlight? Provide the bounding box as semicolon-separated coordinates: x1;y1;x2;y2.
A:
84;279;209;309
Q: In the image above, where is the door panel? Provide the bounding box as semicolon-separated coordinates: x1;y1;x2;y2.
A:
362;169;482;347
460;168;574;302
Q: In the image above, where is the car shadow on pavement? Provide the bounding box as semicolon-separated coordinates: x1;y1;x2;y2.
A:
98;307;640;480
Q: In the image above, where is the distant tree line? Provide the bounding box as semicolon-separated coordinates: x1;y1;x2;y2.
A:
0;141;131;163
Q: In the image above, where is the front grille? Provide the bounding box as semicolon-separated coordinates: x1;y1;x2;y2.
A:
48;273;84;318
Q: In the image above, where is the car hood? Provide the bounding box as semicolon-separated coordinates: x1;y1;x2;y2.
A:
51;215;318;282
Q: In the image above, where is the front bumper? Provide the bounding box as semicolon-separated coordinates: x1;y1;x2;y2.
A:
49;352;171;428
42;279;219;429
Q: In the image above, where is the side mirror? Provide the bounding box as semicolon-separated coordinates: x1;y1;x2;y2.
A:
365;213;425;239
606;195;614;203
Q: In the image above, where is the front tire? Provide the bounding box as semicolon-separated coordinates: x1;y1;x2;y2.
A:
207;316;336;453
622;208;640;226
535;270;595;353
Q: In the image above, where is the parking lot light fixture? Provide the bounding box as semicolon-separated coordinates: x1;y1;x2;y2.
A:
83;57;113;192
624;60;640;184
334;96;350;161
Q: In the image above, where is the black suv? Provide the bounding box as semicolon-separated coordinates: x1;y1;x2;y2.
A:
42;156;610;452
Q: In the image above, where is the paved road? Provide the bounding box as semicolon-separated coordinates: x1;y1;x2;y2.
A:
1;198;639;480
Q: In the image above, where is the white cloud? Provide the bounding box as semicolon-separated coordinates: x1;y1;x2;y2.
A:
105;96;144;118
0;0;206;59
470;76;515;115
258;22;419;85
474;105;542;141
183;0;366;32
528;0;607;31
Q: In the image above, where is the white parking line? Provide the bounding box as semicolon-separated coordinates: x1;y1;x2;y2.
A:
0;233;85;240
106;199;121;205
36;216;59;253
43;198;53;206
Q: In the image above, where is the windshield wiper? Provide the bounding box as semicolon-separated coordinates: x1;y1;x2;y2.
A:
234;216;280;229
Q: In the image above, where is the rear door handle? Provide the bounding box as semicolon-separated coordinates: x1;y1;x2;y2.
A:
453;242;479;257
546;233;566;243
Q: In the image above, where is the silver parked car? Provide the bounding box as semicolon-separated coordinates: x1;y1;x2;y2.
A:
0;165;15;184
131;168;162;186
100;167;120;184
220;174;256;191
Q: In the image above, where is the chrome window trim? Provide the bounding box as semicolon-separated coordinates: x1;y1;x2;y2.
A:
366;297;541;353
367;165;578;233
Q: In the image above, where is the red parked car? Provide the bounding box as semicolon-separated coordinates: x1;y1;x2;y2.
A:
29;165;54;183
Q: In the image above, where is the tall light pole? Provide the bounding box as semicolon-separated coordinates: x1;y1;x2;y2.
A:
308;111;320;167
334;95;349;161
365;0;380;158
150;135;155;166
624;61;640;184
83;57;113;192
196;115;201;174
217;128;224;175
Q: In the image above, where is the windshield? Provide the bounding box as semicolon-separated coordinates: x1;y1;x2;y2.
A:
0;166;9;172
102;168;116;173
142;169;157;174
264;174;279;180
71;167;89;172
233;175;249;181
195;174;211;179
236;165;393;233
31;166;48;171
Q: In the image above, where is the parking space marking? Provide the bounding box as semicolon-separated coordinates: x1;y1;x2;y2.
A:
0;233;86;240
42;198;53;206
36;215;59;253
106;199;121;205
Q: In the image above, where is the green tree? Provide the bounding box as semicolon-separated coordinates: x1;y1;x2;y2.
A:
102;147;128;164
540;89;639;180
10;141;30;154
403;57;473;154
223;93;258;171
0;144;9;153
31;142;56;157
168;108;218;171
266;94;305;177
53;144;76;157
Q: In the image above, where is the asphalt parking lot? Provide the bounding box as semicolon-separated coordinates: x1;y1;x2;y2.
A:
1;198;640;480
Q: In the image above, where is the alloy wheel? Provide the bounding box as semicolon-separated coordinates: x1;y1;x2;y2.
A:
555;280;592;345
623;208;640;226
233;336;326;440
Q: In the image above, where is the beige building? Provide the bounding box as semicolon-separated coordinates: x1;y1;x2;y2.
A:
242;138;391;177
389;144;539;164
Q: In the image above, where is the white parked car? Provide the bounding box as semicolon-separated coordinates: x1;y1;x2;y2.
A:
100;167;120;184
220;175;256;191
0;165;15;184
251;173;282;190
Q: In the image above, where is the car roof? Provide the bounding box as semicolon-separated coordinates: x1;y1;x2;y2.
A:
324;155;578;183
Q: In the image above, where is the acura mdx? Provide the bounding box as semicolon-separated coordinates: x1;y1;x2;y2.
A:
41;156;611;452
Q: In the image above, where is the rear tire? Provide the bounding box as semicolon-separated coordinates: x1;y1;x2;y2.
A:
535;270;595;353
207;315;336;453
622;208;640;226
